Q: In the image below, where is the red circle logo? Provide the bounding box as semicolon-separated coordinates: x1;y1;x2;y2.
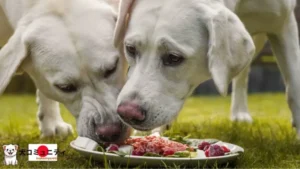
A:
37;145;48;157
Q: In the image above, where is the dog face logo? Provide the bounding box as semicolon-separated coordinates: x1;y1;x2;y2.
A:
3;144;18;165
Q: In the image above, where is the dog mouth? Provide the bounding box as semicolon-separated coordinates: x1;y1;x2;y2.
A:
130;124;154;132
90;122;131;144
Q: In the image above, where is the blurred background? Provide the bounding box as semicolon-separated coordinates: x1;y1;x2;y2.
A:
3;2;300;95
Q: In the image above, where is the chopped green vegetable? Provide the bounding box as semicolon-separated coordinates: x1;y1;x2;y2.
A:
143;152;162;157
174;151;190;157
166;151;197;158
169;135;192;145
186;147;197;152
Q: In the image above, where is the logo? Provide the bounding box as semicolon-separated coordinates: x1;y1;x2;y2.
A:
28;144;57;161
3;144;18;165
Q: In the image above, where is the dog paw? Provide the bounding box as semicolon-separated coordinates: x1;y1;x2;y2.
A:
40;121;73;138
231;112;253;123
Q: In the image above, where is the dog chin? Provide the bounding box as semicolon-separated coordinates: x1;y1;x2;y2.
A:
131;125;155;132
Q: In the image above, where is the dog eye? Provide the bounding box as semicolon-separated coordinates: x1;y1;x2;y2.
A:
55;84;77;93
162;53;184;66
104;66;117;78
125;45;137;57
104;59;119;78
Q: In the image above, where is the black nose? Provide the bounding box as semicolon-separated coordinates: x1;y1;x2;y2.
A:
95;123;123;142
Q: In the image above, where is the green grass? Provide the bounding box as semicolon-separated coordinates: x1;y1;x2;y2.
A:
0;93;300;168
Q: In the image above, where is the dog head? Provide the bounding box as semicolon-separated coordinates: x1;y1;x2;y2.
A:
0;0;131;143
114;0;255;131
3;145;18;157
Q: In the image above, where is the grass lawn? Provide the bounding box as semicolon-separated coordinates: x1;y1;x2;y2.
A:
0;93;300;168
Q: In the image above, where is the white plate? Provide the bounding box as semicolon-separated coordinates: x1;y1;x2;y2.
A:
70;137;244;167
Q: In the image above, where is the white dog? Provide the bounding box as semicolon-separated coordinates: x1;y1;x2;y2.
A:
0;0;131;143
3;144;18;165
114;0;300;136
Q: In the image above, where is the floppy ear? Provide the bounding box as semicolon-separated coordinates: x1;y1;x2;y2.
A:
3;145;6;150
14;145;18;150
205;5;255;96
113;0;135;47
0;27;28;95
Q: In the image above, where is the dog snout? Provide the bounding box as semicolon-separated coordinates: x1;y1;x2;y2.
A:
95;123;123;142
117;102;146;125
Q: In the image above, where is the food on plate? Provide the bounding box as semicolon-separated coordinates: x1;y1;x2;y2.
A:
221;146;231;153
97;134;232;158
198;141;210;150
204;145;225;157
168;135;192;145
125;135;196;157
106;144;119;152
197;141;231;157
97;135;197;158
